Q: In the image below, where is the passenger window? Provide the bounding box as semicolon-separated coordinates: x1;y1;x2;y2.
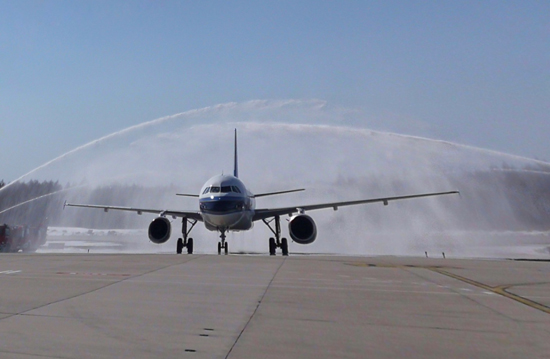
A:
210;186;220;193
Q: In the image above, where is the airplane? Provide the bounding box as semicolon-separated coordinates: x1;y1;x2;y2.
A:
65;130;459;255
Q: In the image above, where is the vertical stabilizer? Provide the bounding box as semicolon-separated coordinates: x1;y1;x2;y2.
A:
234;129;239;178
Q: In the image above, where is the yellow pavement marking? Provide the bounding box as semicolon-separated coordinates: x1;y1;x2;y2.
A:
432;268;550;315
347;262;550;314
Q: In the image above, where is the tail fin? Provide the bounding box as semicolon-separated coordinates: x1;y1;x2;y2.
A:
233;129;239;178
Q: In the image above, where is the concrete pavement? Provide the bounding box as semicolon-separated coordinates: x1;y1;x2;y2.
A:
0;254;548;358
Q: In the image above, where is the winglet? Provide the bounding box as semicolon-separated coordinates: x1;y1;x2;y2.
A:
234;129;239;178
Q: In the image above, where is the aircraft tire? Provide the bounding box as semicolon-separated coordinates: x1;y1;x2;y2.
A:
269;237;276;256
218;242;222;255
187;238;194;254
224;242;229;255
281;238;289;256
177;238;183;254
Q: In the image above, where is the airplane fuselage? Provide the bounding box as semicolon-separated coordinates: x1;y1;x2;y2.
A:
199;175;255;232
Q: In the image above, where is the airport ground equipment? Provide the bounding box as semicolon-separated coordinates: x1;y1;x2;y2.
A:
0;224;47;253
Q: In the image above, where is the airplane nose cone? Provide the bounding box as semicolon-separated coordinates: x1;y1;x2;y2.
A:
203;211;245;228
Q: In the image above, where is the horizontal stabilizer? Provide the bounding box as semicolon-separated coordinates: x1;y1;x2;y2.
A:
253;189;305;198
176;193;199;198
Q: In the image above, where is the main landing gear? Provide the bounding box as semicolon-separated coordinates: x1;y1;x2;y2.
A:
177;218;197;254
262;215;289;256
217;230;229;255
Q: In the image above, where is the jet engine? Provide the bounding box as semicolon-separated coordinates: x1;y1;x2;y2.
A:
288;214;317;244
148;217;171;244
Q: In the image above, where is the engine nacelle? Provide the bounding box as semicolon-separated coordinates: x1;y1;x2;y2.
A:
288;214;317;245
148;217;171;244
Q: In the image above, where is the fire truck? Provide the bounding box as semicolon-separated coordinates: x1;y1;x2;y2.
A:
0;224;47;253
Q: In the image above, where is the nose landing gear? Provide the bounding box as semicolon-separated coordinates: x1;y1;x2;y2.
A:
217;230;229;255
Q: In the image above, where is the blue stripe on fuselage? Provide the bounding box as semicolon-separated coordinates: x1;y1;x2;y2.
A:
199;196;245;214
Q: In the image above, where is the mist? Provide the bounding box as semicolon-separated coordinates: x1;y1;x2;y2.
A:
1;100;550;257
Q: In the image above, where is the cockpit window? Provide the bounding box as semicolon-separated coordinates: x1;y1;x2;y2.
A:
205;185;242;194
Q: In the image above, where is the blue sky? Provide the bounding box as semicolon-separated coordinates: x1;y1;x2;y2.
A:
1;0;548;182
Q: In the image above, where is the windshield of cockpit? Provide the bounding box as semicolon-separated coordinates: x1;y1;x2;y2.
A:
202;185;242;195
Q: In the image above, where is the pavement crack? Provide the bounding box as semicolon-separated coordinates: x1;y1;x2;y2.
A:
225;257;287;359
0;255;204;322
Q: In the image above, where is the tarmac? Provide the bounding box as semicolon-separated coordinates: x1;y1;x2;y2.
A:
0;253;548;359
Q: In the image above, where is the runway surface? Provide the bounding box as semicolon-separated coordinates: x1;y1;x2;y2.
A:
0;253;548;358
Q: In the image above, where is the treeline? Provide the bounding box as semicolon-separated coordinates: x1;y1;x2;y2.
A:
332;166;550;232
445;169;550;231
0;180;183;229
1;164;550;232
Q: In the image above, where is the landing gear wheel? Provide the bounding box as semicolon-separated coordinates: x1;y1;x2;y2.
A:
179;218;197;255
269;237;276;256
218;242;222;255
177;238;183;254
224;242;229;255
281;237;289;256
187;238;194;254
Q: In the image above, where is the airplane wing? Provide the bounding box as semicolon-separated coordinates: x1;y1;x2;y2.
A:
64;202;203;221
252;191;459;221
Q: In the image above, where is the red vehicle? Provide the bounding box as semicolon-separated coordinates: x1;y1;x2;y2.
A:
0;224;47;253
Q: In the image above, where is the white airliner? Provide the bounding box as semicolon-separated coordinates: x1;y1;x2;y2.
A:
65;130;459;255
